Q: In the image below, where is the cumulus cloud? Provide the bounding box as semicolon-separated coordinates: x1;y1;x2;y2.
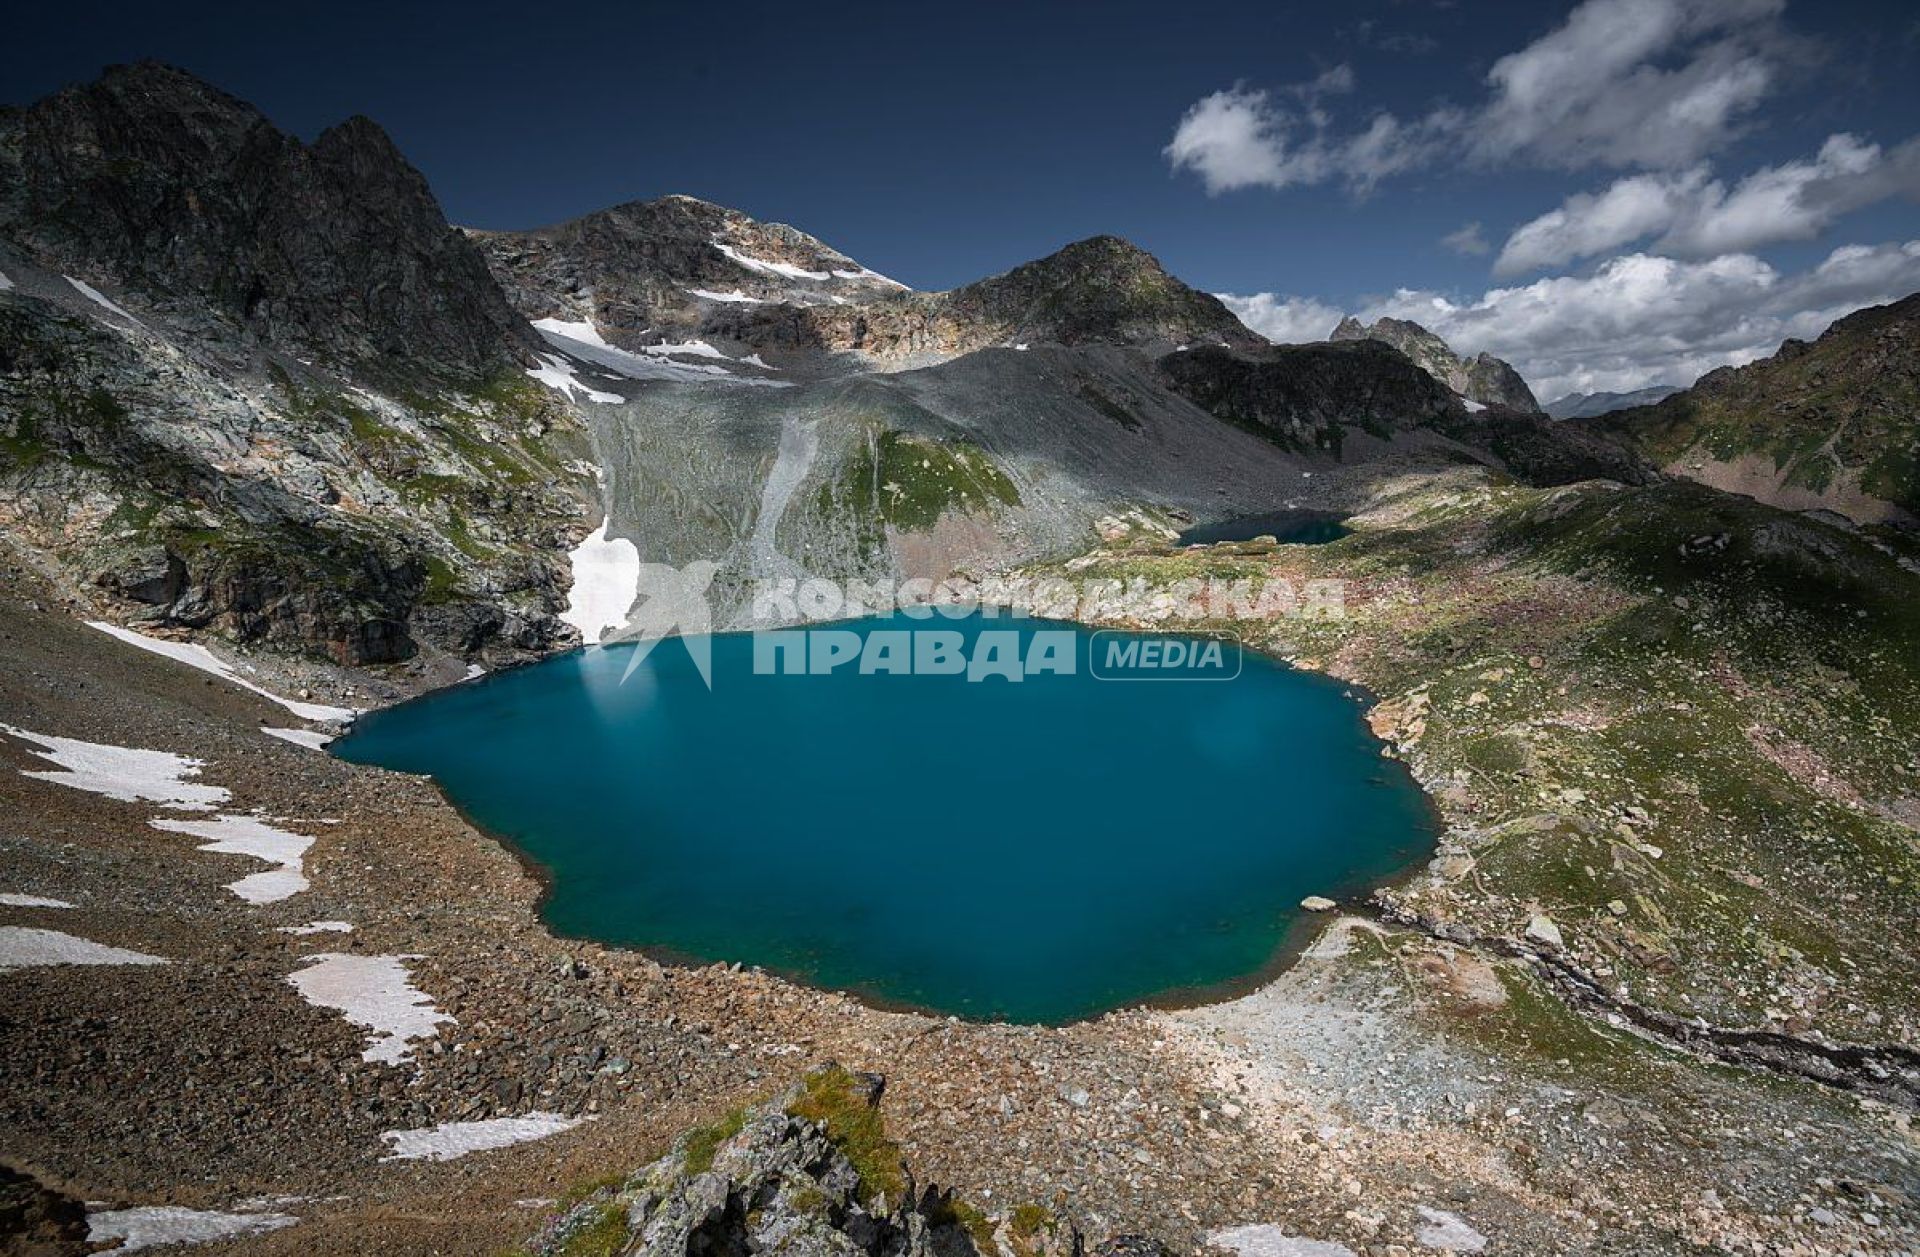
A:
1497;133;1920;273
1469;0;1788;170
1167;0;1799;195
1442;222;1491;256
1212;293;1346;344
1219;239;1920;399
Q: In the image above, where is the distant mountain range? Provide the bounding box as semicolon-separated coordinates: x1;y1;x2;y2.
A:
1544;387;1683;419
2;62;1911;672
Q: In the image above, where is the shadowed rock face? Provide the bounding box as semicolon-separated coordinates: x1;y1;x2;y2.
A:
1157;341;1654;486
1158;340;1461;454
1332;315;1540;414
1593;292;1920;526
0;61;533;378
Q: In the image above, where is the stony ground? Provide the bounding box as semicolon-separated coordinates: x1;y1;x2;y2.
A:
2;480;1917;1255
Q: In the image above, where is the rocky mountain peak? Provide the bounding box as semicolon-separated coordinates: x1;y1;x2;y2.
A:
1331;314;1540;413
469;192;907;350
0;62;533;378
944;234;1262;350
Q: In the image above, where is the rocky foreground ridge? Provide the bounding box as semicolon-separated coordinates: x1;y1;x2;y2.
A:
522;1067;1105;1257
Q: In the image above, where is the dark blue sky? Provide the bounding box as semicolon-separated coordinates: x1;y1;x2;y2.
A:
4;0;1917;308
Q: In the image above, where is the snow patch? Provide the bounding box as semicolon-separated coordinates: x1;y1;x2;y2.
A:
278;920;353;935
260;726;333;751
741;353;775;370
532;319;788;388
287;953;453;1064
65;276;146;327
1461;397;1487;413
643;338;728;361
560;523;641;646
87;622;359;722
87;1205;298;1251
149;814;315;904
713;240;829;281
1;723;228;811
0;892;74;908
1209;1226;1357;1257
0;266;13;291
832;266;908;289
1415;1208;1487;1252
1205;1228;1359;1257
0;926;168;971
688;288;765;304
380;1112;585;1161
527;352;623;404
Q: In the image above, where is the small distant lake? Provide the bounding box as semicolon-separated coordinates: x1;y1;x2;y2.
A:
333;612;1434;1023
1178;512;1350;546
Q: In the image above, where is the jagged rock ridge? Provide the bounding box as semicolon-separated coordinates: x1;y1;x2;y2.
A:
1332;315;1540;413
0;61;534;378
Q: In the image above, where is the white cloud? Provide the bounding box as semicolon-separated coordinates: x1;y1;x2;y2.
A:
1497;134;1920;273
1220;239;1920;400
1442;222;1491;256
1168;0;1797;195
1164;88;1313;194
1471;0;1787;170
1213;293;1346;344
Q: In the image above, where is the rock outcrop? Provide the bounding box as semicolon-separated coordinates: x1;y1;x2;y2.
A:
521;1068;1119;1257
1593;293;1920;526
1332;315;1540;413
0;61;535;379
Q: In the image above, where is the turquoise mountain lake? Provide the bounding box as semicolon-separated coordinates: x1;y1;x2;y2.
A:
333;612;1436;1023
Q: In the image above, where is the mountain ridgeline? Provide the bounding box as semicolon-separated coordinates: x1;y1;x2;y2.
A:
22;62;1909;682
1591;293;1920;527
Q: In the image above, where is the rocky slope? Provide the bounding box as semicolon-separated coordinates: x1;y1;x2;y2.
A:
478;214;1262;370
0;61;534;378
470;194;906;363
1544;385;1681;419
1332;314;1541;413
1593;293;1920;527
0;65;594;677
1158;341;1652;485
